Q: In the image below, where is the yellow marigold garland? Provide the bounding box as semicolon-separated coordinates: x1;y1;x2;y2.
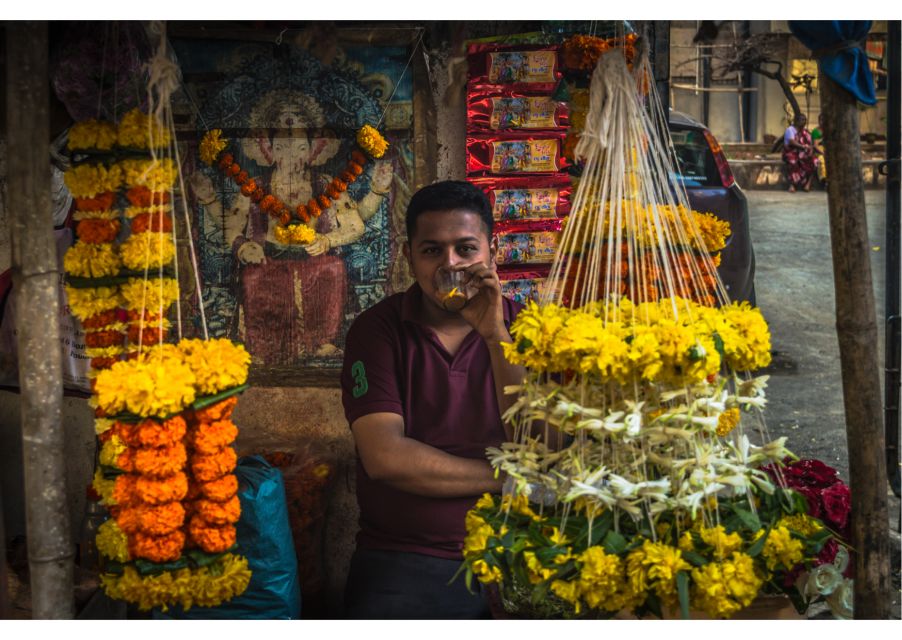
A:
178;338;250;396
96;519;131;563
118;158;178;192
63;242;122;278
100;553;251;612
94;356;197;418
199;129;228;167
120;231;176;271
356;124;389;159
273;223;316;245
65;286;123;321
117;108;171;149
64;163;124;199
68;119;119;151
120;277;180;313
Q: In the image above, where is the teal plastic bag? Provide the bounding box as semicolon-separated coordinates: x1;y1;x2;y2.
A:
154;455;302;619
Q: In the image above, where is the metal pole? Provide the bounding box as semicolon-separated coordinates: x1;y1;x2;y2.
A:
883;20;901;498
820;66;892;620
5;21;75;619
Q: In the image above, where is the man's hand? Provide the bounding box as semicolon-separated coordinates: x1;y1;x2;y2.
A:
458;261;507;342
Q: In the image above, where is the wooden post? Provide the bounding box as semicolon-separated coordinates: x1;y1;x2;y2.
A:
5;21;75;619
819;68;891;619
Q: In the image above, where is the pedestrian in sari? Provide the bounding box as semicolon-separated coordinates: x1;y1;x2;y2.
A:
783;114;817;192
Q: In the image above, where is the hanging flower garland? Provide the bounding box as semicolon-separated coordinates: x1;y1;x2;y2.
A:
197;123;389;245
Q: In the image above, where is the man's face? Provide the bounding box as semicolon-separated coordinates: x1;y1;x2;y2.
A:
404;209;495;311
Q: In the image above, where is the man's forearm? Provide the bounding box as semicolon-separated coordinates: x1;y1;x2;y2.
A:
365;435;503;498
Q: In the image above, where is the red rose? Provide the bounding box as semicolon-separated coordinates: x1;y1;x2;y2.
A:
783;459;840;488
821;482;851;532
792;486;824;519
816;536;839;566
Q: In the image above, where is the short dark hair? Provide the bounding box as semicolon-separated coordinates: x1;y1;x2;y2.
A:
405;180;493;241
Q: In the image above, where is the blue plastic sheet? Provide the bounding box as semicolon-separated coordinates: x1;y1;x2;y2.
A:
154;455;302;619
789;21;877;106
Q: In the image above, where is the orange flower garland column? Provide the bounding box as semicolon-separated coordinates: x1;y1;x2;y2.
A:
112;416;190;563
187;397;241;553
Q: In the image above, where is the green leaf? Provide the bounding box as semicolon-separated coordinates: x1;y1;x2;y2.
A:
677;571;691;620
192;384;249;410
517;338;533;354
712;332;726;360
644;592;664;619
449;560;469;587
602;530;628;555
746;529;769;558
681;550;708;567
733;506;762;531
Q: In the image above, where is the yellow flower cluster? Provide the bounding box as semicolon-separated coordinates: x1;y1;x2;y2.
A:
119;158;178;191
778;514;822;537
756;525;804;572
100;553;251;611
65;286;123;321
626;540;691;609
68;119;118;151
96;519;131;563
178;338;251;396
92;468;116;506
64;163;123;198
699;525;744;559
99;434;128;468
120;277;180;313
199;129;229;166
273;224;316;245
120;232;176;271
356;124;389;159
117;108;172;149
63;242;122;278
569;201;732;254
716;408;741;437
94;353;197;418
73;208;120;221
503;297;771;384
690;552;763;618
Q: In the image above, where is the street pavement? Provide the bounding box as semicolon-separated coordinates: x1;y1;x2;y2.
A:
745;188;900;618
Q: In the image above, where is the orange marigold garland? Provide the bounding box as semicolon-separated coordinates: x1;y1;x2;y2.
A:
197;125;388;245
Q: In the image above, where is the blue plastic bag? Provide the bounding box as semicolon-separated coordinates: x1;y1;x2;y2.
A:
154;455;302;619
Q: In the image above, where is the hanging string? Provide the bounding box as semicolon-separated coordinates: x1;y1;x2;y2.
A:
374;29;424;129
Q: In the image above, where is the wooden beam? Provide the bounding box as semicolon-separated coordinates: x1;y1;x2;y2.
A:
819;67;891;619
5;21;74;619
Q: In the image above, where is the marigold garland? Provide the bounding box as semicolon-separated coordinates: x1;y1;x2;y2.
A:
120;231;176;271
188;516;237;554
190;447;238;483
64;163;124;198
94;356;196;418
96;518;131;562
120;277;180;313
198;126;388;241
68;119;119;151
86;329;126;349
134;472;189;505
193;397;239;423
92;468;117;506
178;338;250;396
63;241;122;278
116;416;187;449
118;158;178;191
65;286;123;321
131;210;173;234
117;108;171;149
189;420;239;455
132;443;188;478
76;218;121;244
127;529;186;563
100;553;251;612
197;474;238;503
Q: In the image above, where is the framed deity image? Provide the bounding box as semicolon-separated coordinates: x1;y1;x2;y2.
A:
168;25;434;386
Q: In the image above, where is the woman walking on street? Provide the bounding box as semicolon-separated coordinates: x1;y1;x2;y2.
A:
782;113;818;192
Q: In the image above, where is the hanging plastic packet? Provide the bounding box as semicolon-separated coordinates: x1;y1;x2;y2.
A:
467;90;568;131
498;265;552;306
469;176;572;224
467;44;561;93
495;230;561;265
466;132;568;176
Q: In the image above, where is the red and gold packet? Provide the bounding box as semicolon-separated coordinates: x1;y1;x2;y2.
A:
469;175;572;223
498;264;552;306
467;90;568;131
495;229;561;265
466;132;568;176
468;44;561;92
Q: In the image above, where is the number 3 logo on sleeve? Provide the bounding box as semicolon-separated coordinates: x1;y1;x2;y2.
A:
351;360;369;398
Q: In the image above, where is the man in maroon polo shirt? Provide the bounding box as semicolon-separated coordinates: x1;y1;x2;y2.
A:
340;180;525;619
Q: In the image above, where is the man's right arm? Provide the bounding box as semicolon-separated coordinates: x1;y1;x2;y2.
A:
351;412;503;498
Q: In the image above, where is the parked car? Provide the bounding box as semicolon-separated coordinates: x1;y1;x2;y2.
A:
669;110;757;305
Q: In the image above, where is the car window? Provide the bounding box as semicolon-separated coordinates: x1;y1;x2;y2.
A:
669;128;719;187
